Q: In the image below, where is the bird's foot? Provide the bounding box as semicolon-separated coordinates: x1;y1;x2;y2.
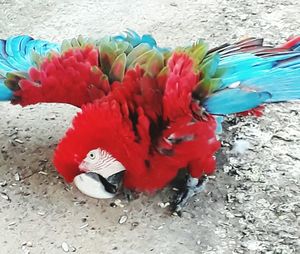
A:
122;188;139;202
171;175;208;216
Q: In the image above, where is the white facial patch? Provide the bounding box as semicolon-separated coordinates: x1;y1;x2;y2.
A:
79;148;126;178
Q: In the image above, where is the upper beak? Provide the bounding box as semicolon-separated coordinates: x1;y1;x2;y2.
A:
73;171;124;199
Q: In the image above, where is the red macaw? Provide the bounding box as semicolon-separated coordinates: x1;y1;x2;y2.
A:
1;31;300;212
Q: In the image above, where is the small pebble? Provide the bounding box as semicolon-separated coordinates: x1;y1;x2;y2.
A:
79;223;89;229
14;173;20;181
22;247;30;254
158;202;170;208
0;192;10;201
118;215;128;224
0;180;7;187
131;222;139;228
110;202;117;208
14;139;24;144
114;199;124;208
8;221;16;226
37;211;46;216
62;242;69;252
231;140;250;155
45;114;56;120
26;241;33;247
70;246;76;252
38;171;48;175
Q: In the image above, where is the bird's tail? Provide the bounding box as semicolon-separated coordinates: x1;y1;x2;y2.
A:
0;35;59;101
203;36;300;115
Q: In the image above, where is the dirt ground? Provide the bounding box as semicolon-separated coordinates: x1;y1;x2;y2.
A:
0;0;300;253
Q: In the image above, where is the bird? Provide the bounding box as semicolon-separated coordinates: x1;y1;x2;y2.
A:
1;30;299;213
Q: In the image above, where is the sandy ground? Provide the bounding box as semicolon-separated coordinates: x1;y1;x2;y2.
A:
0;0;300;253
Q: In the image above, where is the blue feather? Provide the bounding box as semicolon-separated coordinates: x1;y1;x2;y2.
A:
0;81;13;101
0;40;8;58
204;89;271;114
114;29;156;48
141;34;157;47
114;29;169;52
201;53;220;78
205;40;300;115
0;35;59;101
214;115;224;134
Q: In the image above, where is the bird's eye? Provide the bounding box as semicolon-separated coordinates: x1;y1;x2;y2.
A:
88;151;96;160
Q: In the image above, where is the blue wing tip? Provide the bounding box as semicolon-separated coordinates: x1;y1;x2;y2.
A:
0;83;12;101
114;29;158;48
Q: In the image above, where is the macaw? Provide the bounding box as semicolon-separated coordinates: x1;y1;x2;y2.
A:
1;30;300;213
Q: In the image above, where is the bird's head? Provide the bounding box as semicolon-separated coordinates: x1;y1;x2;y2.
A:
53;99;137;199
74;148;126;199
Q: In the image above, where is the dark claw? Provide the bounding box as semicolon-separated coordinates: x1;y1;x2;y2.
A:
122;188;138;202
171;188;195;215
171;175;208;215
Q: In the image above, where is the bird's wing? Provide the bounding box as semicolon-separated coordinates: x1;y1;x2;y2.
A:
0;35;59;100
195;36;300;115
0;30;165;107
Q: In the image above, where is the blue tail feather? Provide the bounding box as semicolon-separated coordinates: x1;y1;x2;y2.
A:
204;37;300;115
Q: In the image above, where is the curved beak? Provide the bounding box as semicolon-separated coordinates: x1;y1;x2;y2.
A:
73;171;124;199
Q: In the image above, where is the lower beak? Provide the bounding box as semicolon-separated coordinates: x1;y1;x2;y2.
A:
73;171;124;199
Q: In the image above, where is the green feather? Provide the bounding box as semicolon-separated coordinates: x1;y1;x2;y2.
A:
71;38;80;48
97;36;111;45
61;40;72;52
4;72;28;91
128;50;156;69
115;41;131;55
126;43;152;67
200;53;220;78
77;35;86;46
195;78;223;98
6;72;28;80
4;78;20;91
158;66;168;76
188;41;208;67
109;53;126;82
31;51;44;67
86;37;95;45
214;66;228;78
99;43;117;76
142;51;164;77
61;36;97;51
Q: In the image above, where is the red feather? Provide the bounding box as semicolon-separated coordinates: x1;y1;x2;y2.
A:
280;36;300;49
236;105;265;117
54;52;220;192
14;46;109;107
